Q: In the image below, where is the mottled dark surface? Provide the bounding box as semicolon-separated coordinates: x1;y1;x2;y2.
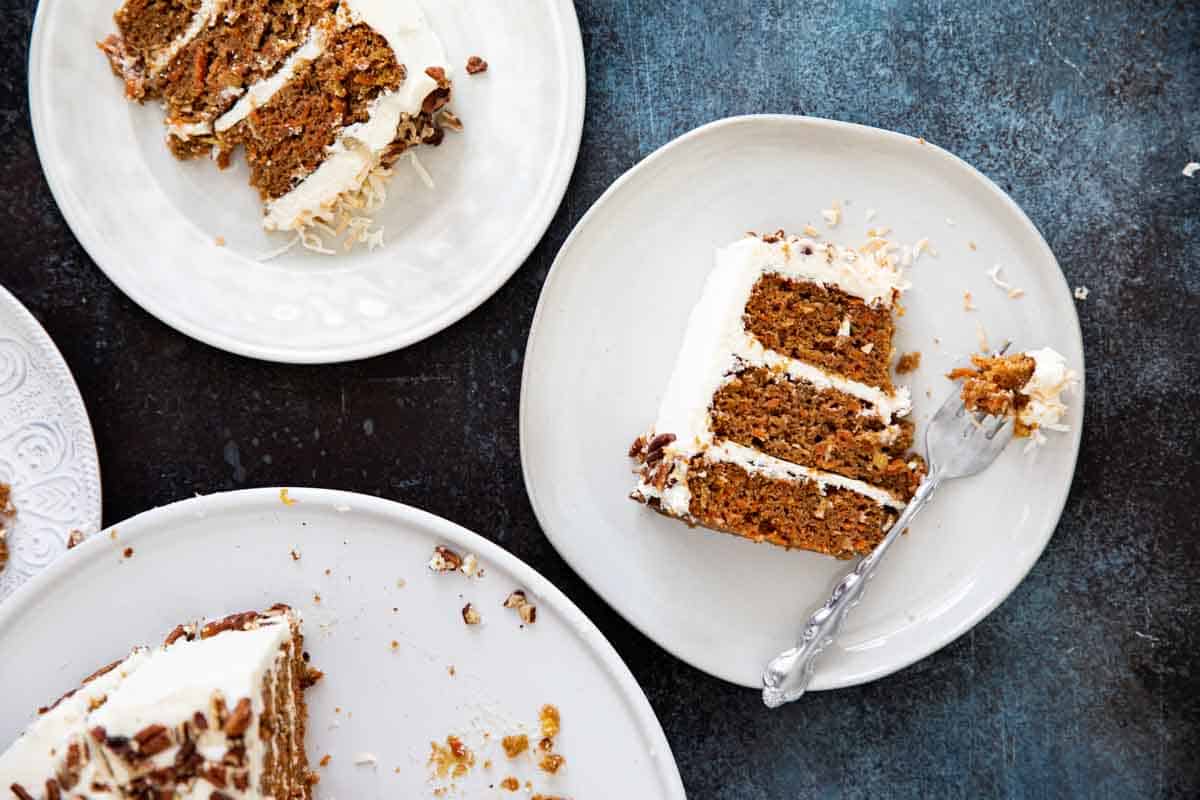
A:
2;1;1198;797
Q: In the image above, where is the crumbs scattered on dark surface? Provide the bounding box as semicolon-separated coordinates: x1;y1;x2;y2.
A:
2;0;1197;796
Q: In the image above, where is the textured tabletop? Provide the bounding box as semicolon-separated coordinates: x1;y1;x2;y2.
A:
2;1;1198;797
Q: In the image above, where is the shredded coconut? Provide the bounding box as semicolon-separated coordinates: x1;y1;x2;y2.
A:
976;320;990;352
836;316;851;337
1184;161;1199;177
408;151;435;189
821;200;842;227
1073;285;1089;300
865;208;877;222
987;264;1025;298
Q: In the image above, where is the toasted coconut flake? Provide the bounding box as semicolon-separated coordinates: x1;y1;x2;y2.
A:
963;291;977;311
976;321;990;352
409;151;435;189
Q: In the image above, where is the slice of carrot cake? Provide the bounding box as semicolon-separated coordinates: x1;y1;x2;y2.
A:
0;604;321;799
947;348;1077;447
99;0;454;250
630;231;926;560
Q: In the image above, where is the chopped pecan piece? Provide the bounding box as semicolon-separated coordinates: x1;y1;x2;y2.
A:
222;698;253;736
429;545;463;572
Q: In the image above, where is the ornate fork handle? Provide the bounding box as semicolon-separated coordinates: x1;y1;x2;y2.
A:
761;473;943;708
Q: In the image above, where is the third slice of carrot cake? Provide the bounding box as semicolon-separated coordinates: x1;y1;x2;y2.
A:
630;231;926;559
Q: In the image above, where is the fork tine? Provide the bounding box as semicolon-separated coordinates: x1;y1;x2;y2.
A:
985;416;1008;440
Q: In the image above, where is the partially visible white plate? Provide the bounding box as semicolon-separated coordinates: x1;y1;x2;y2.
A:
29;0;585;363
520;115;1085;691
0;285;102;602
0;488;684;798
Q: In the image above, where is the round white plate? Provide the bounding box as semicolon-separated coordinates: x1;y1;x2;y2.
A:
0;285;102;602
520;115;1085;691
0;488;684;798
29;1;585;363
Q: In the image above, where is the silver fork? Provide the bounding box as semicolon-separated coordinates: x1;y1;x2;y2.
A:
761;345;1015;708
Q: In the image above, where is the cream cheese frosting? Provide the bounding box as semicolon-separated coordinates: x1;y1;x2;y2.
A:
263;0;448;233
0;611;300;798
634;234;913;516
1018;347;1077;443
0;650;149;795
148;0;225;78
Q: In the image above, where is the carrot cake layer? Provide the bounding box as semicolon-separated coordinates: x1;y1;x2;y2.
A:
710;365;922;497
100;0;455;248
0;605;321;799
630;231;925;559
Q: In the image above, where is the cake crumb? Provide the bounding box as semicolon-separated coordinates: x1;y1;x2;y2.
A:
539;754;565;774
968;240;977;251
67;529;85;549
896;352;921;374
289;548;301;561
390;640;399;651
1183;161;1199;177
1008;287;1025;299
462;603;482;625
500;777;519;791
1074;285;1089;300
428;736;475;780
466;55;488;74
214;236;226;247
501;734;529;758
963;290;977;311
447;665;456;676
802;223;821;238
279;488;297;506
122;547;134;559
319;754;332;767
539;705;561;739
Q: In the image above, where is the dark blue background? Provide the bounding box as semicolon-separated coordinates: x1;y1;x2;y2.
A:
2;1;1198;796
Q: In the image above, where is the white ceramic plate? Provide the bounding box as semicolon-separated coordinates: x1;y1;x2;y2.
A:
0;488;684;798
29;1;584;363
0;285;102;602
520;115;1085;691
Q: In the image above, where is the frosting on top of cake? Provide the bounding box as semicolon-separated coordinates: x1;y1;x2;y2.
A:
263;0;448;232
0;649;149;793
1018;347;1076;436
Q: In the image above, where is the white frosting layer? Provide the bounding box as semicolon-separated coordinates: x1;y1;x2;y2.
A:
263;0;447;232
707;441;908;510
1019;347;1076;433
0;650;149;794
148;0;224;78
214;22;332;134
